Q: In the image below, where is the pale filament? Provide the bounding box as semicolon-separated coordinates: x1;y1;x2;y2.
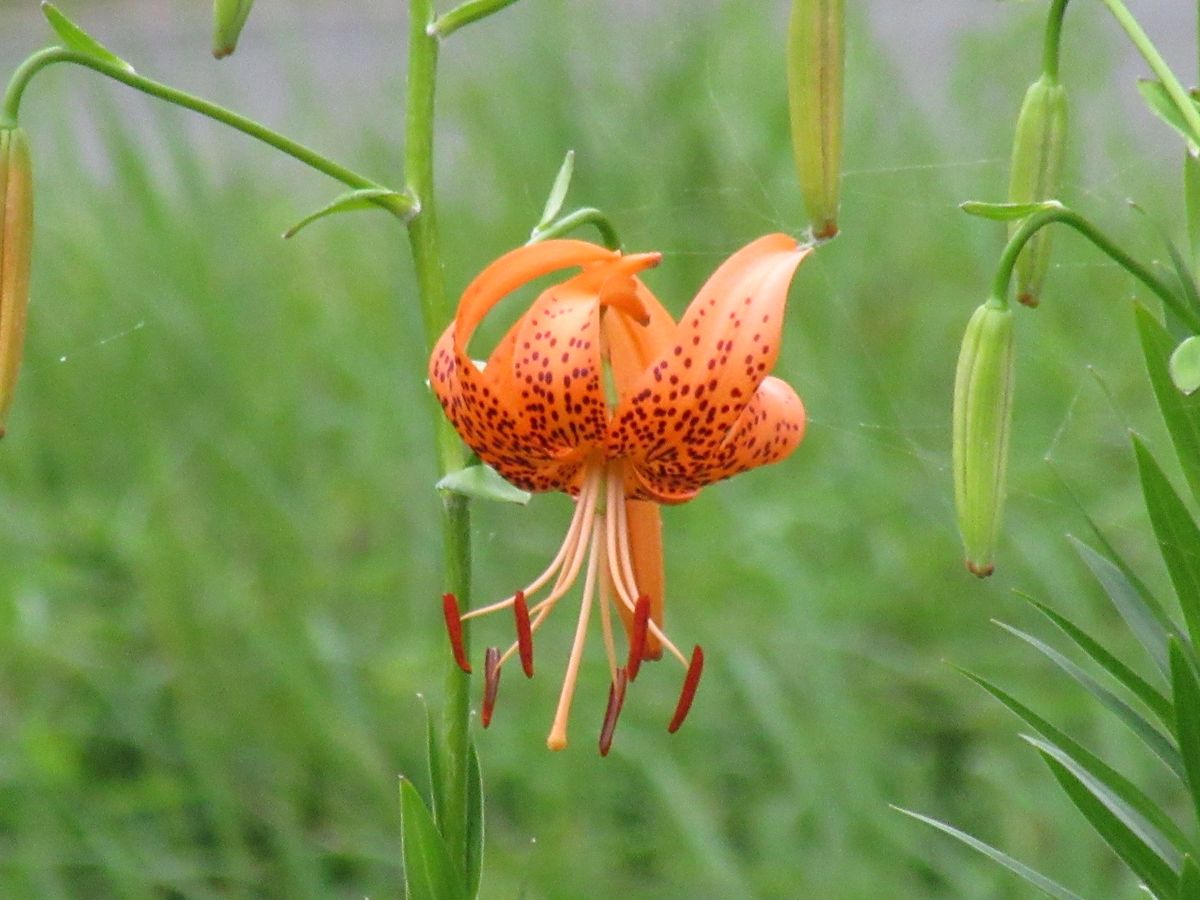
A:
461;465;602;623
596;535;620;685
606;467;689;667
546;519;603;751
493;465;601;669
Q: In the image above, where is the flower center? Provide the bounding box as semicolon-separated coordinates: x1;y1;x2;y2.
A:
442;459;703;754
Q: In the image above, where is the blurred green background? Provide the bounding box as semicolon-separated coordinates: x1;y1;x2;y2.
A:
0;0;1194;897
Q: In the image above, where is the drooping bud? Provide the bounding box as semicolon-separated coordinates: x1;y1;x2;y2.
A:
952;300;1016;577
212;0;255;59
0;127;33;438
787;0;844;239
1007;74;1067;307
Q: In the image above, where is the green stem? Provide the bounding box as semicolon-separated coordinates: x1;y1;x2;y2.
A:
1099;0;1200;146
432;0;521;39
528;207;622;250
403;0;473;880
0;48;404;206
1041;0;1069;80
991;205;1200;331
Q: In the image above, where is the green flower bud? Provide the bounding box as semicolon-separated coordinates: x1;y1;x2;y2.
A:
213;0;255;59
953;300;1015;577
1007;74;1067;307
0;127;33;438
787;0;844;240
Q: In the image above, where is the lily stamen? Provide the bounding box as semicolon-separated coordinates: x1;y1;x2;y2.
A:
547;522;603;751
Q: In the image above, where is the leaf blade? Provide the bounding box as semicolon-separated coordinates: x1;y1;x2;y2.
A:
400;777;467;900
1136;305;1200;505
42;2;135;73
1133;436;1200;646
892;807;1087;900
995;619;1186;779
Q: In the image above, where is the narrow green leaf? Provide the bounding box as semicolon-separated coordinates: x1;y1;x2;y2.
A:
1136;306;1200;505
536;150;575;230
996;620;1186;779
1038;749;1180;898
1172;336;1200;396
1182;855;1200;900
421;695;445;830
42;2;135;73
1024;735;1182;870
436;464;531;505
1171;638;1200;831
1133;436;1200;645
465;740;484;899
283;188;415;239
958;668;1195;856
1126;204;1200;325
960;199;1063;221
1137;79;1200;147
1070;535;1175;677
400;778;467;900
892;807;1087;900
1026;599;1172;727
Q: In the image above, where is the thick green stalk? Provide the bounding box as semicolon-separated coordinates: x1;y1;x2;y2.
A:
991;205;1200;331
403;0;473;880
0;48;403;205
1041;0;1069;80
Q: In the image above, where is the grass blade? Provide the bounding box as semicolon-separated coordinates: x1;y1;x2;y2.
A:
958;668;1195;856
1133;436;1200;647
892;807;1086;900
1023;735;1182;871
400;777;467;900
465;740;484;900
1136;305;1200;505
995;620;1186;780
1171;638;1200;832
1070;535;1176;677
1037;748;1179;899
1182;855;1200;900
1026;598;1172;727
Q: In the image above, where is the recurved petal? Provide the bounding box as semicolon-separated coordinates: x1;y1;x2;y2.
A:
453;240;617;353
606;234;810;486
429;323;586;494
633;376;805;499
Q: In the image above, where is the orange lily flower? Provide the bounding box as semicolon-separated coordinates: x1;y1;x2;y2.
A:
430;233;811;753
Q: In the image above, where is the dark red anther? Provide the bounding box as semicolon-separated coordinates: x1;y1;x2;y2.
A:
667;645;704;733
482;646;501;728
513;590;534;678
626;595;651;682
599;667;628;757
442;593;471;673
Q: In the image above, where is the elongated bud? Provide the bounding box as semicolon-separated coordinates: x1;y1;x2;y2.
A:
0;127;33;438
1007;75;1067;307
952;300;1015;577
787;0;844;239
213;0;255;59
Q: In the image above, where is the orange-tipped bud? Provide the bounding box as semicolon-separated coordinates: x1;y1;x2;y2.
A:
787;0;844;239
952;300;1016;577
1008;75;1067;306
0;127;33;439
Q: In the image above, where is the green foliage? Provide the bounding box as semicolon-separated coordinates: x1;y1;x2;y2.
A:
0;2;1186;898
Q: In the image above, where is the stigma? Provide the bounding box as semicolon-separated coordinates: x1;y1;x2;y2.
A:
442;460;703;755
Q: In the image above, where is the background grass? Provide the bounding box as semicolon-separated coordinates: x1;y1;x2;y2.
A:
0;1;1194;897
